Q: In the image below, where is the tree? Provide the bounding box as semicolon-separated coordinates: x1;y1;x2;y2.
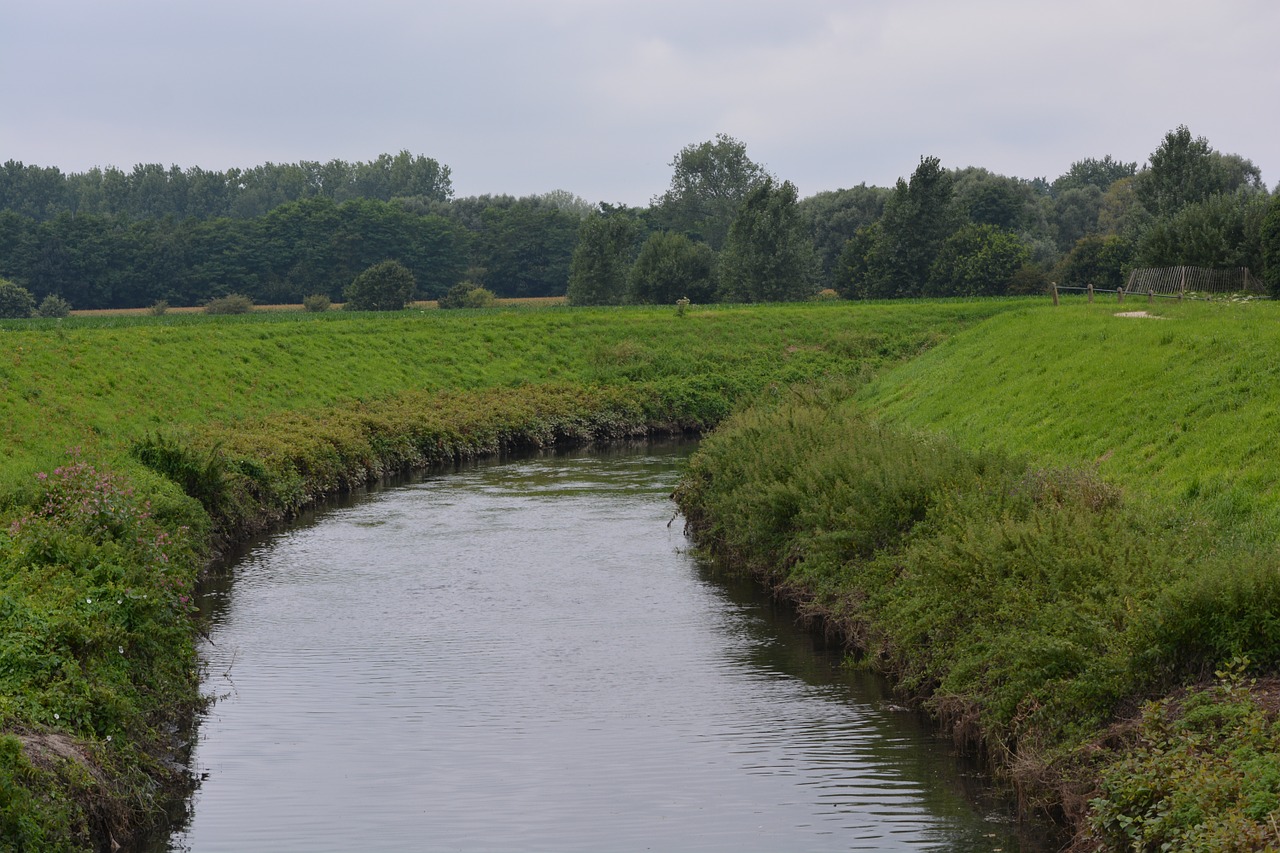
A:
1263;195;1280;297
849;156;961;298
952;168;1038;232
798;184;890;290
437;281;496;309
1050;156;1137;195
0;277;36;318
717;179;818;303
834;223;882;299
1137;190;1270;271
652;134;771;250
627;232;717;305
344;260;415;310
566;211;639;305
1054;234;1131;290
1136;126;1263;218
1052;186;1105;251
924;224;1030;297
469;198;580;298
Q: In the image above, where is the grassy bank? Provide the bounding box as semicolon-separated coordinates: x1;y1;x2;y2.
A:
674;300;1280;850
0;299;1016;851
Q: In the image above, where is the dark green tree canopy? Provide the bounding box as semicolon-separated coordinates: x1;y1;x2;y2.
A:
566;211;640;306
844;156;961;299
627;231;717;305
1136;126;1263;218
1137;189;1270;272
798;184;890;290
1263;195;1280;296
718;178;818;303
1054;234;1131;290
925;224;1030;297
652;134;772;250
1051;156;1138;195
0;151;453;222
0;277;36;318
343;259;416;310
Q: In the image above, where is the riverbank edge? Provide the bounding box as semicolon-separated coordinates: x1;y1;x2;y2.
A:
3;381;719;852
671;390;1280;851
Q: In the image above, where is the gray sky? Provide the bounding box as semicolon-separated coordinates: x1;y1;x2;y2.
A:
3;0;1276;205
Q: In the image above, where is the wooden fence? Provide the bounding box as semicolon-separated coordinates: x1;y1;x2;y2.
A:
1051;266;1268;305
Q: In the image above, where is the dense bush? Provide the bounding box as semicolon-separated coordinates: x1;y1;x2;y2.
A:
437;281;495;309
674;388;1280;830
35;294;72;318
344;260;415;311
627;231;717;305
148;300;169;315
0;278;36;318
1090;661;1280;851
302;293;331;312
203;293;254;314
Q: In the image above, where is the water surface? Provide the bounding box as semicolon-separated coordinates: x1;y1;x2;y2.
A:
173;443;1053;852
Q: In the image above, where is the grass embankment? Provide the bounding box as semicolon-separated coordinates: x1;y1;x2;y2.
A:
674;299;1280;851
0;299;1017;851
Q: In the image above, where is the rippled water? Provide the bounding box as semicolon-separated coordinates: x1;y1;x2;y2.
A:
169;442;1057;852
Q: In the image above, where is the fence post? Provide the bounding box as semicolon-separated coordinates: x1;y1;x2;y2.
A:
1118;286;1125;304
1087;283;1094;303
1051;282;1059;306
1148;288;1154;304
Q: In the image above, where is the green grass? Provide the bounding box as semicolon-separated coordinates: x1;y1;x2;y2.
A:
0;298;1022;851
857;298;1280;540
0;301;1011;493
674;297;1280;849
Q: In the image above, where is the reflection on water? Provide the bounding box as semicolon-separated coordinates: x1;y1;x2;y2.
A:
169;442;1060;852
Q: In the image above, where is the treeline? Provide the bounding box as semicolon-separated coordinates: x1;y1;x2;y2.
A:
0;151;452;220
568;128;1280;306
0;192;585;308
1;130;1278;310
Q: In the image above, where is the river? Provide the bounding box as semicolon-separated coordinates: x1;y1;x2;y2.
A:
167;441;1059;852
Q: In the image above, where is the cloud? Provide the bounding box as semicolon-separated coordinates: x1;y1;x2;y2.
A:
1;0;1276;203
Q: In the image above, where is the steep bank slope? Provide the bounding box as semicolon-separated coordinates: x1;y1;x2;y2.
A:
676;300;1280;850
859;299;1280;540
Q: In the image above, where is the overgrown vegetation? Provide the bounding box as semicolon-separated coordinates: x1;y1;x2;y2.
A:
674;300;1280;848
0;299;1012;849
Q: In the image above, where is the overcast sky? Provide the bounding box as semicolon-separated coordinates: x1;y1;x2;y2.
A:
2;0;1276;205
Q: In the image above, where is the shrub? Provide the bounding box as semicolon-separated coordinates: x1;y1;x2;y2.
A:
35;294;72;318
344;260;415;311
302;293;332;313
437;281;496;309
204;293;254;315
149;300;169;315
0;278;36;318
